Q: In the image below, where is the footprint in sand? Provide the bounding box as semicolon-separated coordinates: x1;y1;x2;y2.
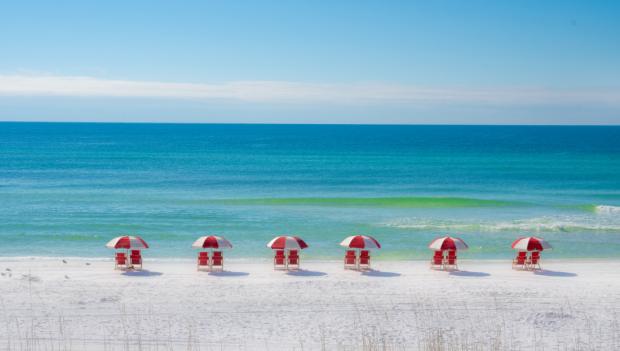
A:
99;296;120;303
21;274;41;282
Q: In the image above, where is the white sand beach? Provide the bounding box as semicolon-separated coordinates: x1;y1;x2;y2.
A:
1;258;619;350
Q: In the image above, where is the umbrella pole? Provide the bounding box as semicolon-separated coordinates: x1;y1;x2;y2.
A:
210;248;214;272
285;249;289;270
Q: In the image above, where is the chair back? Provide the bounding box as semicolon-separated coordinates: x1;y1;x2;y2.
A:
116;252;126;258
131;250;141;256
433;256;443;265
116;254;126;264
516;255;526;264
447;250;456;258
288;255;299;265
360;255;370;265
345;250;356;265
289;250;299;258
131;255;141;264
433;251;443;258
198;257;209;266
199;251;209;258
212;256;223;266
531;251;540;258
213;251;222;258
447;256;457;265
274;251;285;265
360;250;370;257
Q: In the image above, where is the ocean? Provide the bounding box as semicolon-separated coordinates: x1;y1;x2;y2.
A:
1;122;619;260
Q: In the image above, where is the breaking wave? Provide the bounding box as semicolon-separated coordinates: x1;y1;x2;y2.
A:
594;205;620;214
382;217;620;232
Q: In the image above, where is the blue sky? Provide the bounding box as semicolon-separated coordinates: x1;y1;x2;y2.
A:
1;0;619;124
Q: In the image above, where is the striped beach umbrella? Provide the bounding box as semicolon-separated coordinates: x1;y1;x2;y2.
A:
106;235;149;249
428;236;468;251
267;236;308;250
192;235;233;249
511;236;552;252
340;235;381;249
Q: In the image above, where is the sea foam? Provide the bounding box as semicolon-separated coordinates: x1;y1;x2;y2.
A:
595;205;620;214
383;216;620;232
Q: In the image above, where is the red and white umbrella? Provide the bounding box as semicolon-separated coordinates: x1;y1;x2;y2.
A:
511;236;552;251
267;236;308;250
192;235;233;249
106;235;149;249
428;236;468;251
340;235;381;249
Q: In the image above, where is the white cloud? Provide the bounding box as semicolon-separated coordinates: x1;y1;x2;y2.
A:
0;74;619;107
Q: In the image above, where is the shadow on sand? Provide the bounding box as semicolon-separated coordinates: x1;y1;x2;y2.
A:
449;270;491;277
362;270;401;278
122;270;163;277
209;271;250;277
286;270;327;277
534;270;577;277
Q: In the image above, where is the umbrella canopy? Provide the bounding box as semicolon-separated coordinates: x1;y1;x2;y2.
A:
267;236;308;250
428;236;468;251
192;235;233;249
340;235;381;249
106;236;149;249
511;236;552;252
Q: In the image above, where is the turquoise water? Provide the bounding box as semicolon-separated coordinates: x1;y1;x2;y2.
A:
1;123;619;259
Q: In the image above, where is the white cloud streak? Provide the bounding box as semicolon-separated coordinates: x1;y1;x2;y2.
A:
0;74;619;107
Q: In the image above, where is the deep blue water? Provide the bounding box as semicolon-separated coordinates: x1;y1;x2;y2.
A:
1;122;619;259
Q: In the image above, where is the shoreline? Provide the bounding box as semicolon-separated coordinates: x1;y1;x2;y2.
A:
1;255;619;263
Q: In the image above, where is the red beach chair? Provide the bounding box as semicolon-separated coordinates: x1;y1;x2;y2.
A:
528;251;541;270
512;251;527;270
445;250;458;270
212;251;224;271
115;252;127;270
344;250;357;270
197;251;209;271
359;250;371;270
288;250;300;270
430;251;444;270
130;250;143;270
274;250;286;270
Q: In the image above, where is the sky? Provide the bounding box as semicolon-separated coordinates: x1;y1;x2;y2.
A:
0;0;619;124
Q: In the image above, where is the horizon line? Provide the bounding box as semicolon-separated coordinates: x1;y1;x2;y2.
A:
1;120;619;127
